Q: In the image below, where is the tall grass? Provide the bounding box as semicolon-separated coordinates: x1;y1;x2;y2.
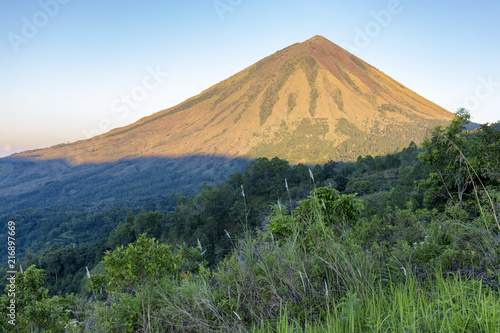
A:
253;271;500;332
154;274;257;332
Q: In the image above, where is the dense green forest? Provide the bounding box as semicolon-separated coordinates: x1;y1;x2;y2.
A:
1;110;499;332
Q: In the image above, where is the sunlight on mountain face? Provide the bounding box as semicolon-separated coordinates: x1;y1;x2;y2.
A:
14;36;452;165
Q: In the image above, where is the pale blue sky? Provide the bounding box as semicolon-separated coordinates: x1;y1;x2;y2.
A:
1;0;499;157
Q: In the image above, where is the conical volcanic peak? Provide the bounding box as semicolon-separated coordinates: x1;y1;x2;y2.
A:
15;36;453;164
307;35;329;42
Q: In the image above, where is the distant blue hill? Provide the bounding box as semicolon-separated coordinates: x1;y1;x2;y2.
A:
465;122;481;131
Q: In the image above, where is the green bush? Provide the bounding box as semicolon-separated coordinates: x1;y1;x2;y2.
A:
0;265;69;332
268;185;364;249
94;293;141;333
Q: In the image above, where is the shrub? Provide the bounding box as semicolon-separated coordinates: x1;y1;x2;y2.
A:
268;185;364;248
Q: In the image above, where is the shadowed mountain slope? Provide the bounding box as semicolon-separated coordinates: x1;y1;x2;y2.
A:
0;155;249;213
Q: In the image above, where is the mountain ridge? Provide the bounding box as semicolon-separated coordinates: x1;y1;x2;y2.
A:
14;35;453;164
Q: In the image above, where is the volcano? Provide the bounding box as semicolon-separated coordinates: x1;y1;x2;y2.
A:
15;35;453;164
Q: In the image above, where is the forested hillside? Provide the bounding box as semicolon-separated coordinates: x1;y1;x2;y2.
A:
0;156;250;260
1;110;499;332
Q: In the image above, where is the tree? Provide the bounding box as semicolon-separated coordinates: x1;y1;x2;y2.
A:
269;157;291;199
374;156;384;171
0;265;68;332
312;164;326;183
474;122;500;180
335;164;355;192
385;154;401;169
103;234;180;333
323;160;338;179
417;108;500;224
107;220;136;249
355;155;365;173
102;234;207;332
244;157;273;197
418;109;476;208
133;211;166;238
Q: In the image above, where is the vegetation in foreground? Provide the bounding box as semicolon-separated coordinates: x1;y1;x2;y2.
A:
1;109;499;332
